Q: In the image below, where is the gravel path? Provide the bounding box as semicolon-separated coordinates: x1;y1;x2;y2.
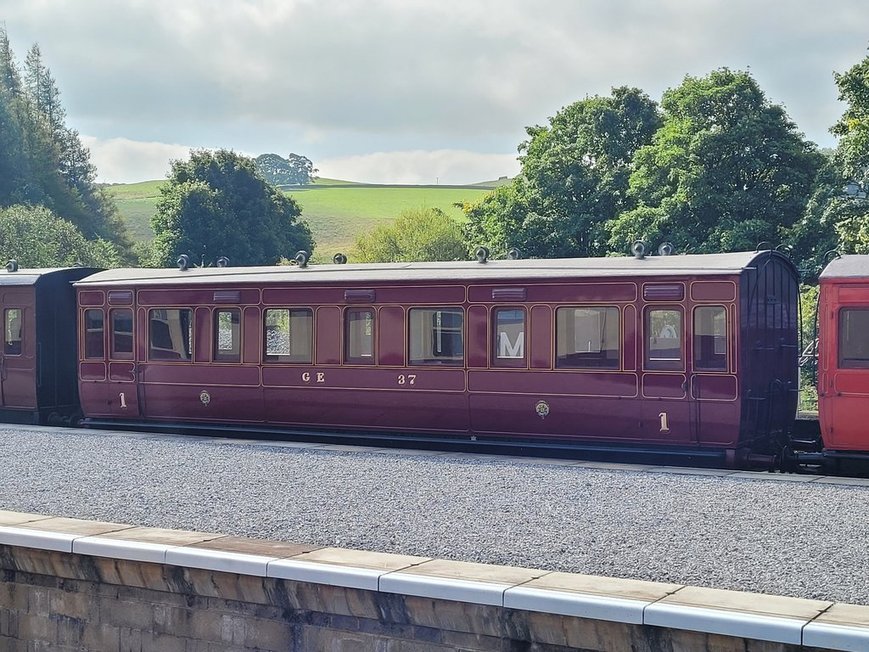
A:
1;425;868;605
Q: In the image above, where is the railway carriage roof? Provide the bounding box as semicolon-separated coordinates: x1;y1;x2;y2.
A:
819;255;869;279
0;268;82;287
75;250;791;287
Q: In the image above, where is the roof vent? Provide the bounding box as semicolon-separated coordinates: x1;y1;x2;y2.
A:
631;241;646;259
294;250;310;268
658;242;674;256
216;256;230;268
475;246;489;263
177;254;190;271
6;259;18;273
333;253;348;264
506;248;521;260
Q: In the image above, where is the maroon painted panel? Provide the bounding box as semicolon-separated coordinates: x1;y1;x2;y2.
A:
79;362;106;382
78;291;104;306
141;364;260;386
641;400;692;444
623;305;637;371
642;374;686;399
694;402;740;446
469;394;638;439
530;306;551;369
691;374;738;400
142;384;262;422
194;307;210;363
262;366;464;391
316;306;340;365
377;306;404;366
468;370;637;397
467;305;488;368
108;362;135;382
138;288;259;306
468;283;636;303
79;382;109;417
264;285;465;305
243;307;261;364
263;386;469;432
690;281;736;302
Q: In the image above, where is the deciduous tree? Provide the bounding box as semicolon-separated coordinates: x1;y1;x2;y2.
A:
354;207;465;262
609;69;823;254
464;87;660;258
150;149;314;267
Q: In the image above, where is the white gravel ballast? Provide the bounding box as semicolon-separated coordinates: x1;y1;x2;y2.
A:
1;425;867;605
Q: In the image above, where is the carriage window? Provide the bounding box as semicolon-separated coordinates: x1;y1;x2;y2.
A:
493;308;526;367
694;306;727;371
4;309;22;356
264;308;313;363
149;308;193;361
556;306;619;369
646;308;682;370
214;309;240;362
345;308;375;363
84;309;105;359
110;309;133;359
839;308;869;368
409;308;464;365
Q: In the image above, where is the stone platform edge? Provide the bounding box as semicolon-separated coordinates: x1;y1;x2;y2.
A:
0;509;866;651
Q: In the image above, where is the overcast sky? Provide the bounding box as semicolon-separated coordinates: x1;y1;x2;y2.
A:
3;0;868;184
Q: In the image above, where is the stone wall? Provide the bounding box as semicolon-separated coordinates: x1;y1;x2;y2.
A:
0;511;865;651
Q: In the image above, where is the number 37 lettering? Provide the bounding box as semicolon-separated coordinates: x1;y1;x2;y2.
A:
397;374;416;386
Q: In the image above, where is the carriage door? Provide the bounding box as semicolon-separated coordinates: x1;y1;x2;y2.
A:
106;305;140;417
643;305;695;444
690;306;734;446
1;290;35;411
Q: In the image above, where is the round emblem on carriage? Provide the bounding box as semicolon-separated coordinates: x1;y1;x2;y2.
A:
535;400;550;419
199;390;211;406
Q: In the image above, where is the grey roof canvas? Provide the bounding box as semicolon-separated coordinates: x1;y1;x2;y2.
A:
819;255;869;280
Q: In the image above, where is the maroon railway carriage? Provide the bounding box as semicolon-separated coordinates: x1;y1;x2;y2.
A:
74;250;798;465
0;266;98;424
817;255;869;460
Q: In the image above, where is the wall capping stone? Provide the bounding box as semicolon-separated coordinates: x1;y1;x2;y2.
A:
0;510;867;651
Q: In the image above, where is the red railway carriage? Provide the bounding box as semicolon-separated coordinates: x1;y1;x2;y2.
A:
0;266;98;424
74;250;798;464
817;255;869;457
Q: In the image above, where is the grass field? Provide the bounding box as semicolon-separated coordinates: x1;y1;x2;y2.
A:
106;179;496;261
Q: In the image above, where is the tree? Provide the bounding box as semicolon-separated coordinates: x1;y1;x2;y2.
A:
0;204;123;267
464;87;661;258
0;29;132;257
354;207;465;262
826;54;869;255
254;153;318;186
609;69;824;254
150;149;314;267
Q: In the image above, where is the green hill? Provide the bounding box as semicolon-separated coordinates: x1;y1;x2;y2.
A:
106;179;500;261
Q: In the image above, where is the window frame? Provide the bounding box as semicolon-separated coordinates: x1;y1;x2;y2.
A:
838;307;869;369
263;307;314;364
3;308;23;356
213;308;241;363
408;307;465;366
109;308;134;361
344;307;376;365
83;309;105;360
492;307;527;368
645;306;684;371
692;305;728;372
555;305;621;370
148;307;194;362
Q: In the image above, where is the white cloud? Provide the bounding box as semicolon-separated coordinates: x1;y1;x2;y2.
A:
7;0;868;184
81;137;193;184
317;150;520;185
